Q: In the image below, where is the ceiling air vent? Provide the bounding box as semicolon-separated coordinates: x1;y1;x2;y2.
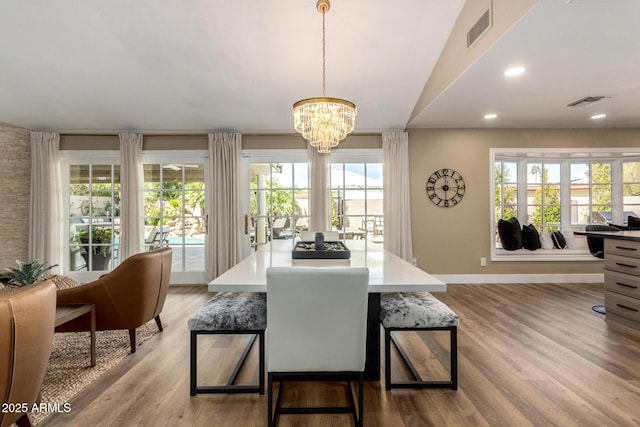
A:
467;7;492;48
566;96;606;107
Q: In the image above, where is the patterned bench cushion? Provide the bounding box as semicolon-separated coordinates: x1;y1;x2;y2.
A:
380;292;459;329
188;292;266;331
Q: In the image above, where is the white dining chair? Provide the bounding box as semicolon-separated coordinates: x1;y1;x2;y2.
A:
266;266;369;427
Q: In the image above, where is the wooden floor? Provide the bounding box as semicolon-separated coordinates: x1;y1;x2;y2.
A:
39;283;640;427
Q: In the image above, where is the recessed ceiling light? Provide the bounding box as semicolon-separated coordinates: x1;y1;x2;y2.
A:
504;66;526;77
591;113;607;120
484;113;498;120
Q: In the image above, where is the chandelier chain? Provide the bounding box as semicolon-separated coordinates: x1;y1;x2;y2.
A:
322;8;326;97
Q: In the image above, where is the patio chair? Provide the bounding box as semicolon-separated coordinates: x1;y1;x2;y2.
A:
145;226;170;251
271;218;290;239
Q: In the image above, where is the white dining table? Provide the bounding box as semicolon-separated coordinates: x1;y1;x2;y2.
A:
208;239;447;380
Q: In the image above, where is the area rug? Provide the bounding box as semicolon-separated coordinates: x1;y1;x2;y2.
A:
31;320;162;425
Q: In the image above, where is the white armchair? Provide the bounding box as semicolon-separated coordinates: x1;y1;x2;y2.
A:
266;266;369;427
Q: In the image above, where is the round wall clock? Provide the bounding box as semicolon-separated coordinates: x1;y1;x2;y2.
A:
426;168;465;207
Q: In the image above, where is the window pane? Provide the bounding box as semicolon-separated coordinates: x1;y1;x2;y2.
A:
144;164;161;189
366;163;383;187
70;165;90;188
185;164;204;183
162;164;184;189
91;165;112;189
185;189;204;217
571;163;588;184
591;163;611;183
271;164;291;188
504;185;517;209
592;184;611;205
331;164;345;188
503;162;517;183
572;205;591;224
293;163;309;189
544;164;560;184
161;190;183;215
70;191;89;217
528;164;542;184
251;190;268;216
294;189;309;218
250;164;270;189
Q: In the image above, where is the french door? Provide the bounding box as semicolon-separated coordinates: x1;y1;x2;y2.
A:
242;150;309;255
143;153;208;284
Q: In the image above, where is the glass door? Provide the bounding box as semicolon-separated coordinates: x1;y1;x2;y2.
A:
242;151;309;254
143;161;206;283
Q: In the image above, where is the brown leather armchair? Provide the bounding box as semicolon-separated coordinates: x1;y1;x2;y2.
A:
56;247;172;353
1;281;56;427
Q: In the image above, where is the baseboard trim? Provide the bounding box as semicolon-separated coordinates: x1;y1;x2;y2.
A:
433;273;604;284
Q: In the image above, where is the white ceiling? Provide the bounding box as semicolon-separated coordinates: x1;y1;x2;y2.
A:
409;0;640;129
0;0;638;134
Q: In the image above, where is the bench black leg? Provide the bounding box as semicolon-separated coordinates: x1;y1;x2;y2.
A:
384;326;457;390
190;330;264;395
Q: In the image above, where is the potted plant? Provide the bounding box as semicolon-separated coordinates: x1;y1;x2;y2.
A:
0;259;58;288
74;226;115;270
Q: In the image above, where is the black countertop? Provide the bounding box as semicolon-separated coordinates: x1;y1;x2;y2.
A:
574;230;640;242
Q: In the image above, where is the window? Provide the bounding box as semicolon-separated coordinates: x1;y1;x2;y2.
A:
491;148;640;261
330;162;384;241
143;162;206;274
66;160;120;273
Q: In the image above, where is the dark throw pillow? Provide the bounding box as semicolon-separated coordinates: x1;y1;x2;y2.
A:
498;217;523;250
522;224;542;250
551;231;567;249
628;215;640;230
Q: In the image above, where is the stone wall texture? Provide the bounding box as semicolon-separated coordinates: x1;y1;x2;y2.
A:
0;123;30;267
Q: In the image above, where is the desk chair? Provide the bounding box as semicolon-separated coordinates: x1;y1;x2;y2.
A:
585;224;621;314
266;267;369;427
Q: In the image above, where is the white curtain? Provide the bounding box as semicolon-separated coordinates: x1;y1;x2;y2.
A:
308;145;330;232
382;131;413;262
119;133;144;260
207;132;243;280
29;131;62;270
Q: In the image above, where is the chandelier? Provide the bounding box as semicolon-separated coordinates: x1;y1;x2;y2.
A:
292;0;356;154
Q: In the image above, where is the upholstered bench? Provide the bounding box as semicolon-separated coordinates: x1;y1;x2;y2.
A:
188;292;266;395
380;292;458;390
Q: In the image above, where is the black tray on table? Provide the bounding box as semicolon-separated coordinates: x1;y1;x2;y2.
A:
292;241;351;259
